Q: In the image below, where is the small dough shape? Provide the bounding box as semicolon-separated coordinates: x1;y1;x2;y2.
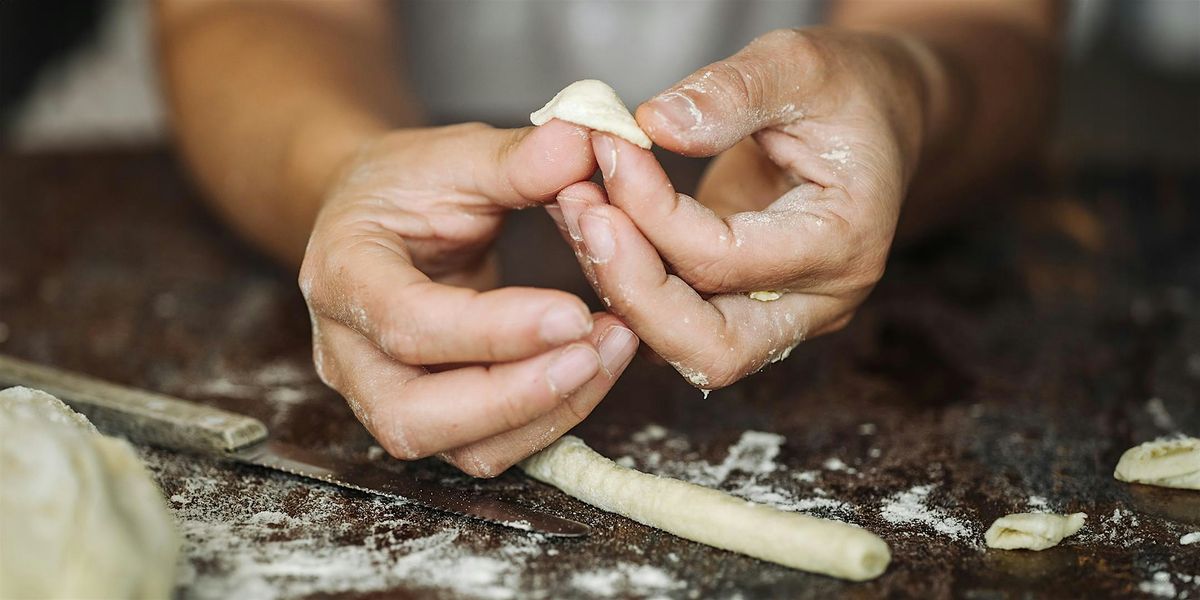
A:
749;291;783;302
520;435;891;581
0;386;180;599
984;512;1087;551
1113;436;1200;490
531;79;653;149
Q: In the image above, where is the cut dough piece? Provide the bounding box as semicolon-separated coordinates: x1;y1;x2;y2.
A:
748;291;783;302
1113;437;1200;490
531;80;653;149
984;512;1086;551
0;386;179;599
520;435;890;581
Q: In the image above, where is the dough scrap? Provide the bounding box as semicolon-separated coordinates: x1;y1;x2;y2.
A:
520;435;891;581
531;79;653;149
1113;437;1200;490
0;386;179;599
984;512;1086;551
748;291;783;302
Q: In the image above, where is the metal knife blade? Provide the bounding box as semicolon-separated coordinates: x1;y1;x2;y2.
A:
232;439;587;536
0;353;589;537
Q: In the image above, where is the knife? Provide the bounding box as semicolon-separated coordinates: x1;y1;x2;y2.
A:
0;354;589;537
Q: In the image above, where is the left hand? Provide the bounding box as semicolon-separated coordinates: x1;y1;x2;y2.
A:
549;27;933;389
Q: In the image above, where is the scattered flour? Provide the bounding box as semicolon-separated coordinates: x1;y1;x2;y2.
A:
1145;397;1176;431
570;563;685;598
1138;571;1177;598
1076;508;1143;548
617;427;859;521
879;484;976;543
1026;495;1051;513
142;450;552;600
822;457;857;474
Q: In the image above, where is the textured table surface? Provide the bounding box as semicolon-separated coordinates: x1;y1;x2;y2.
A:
1;149;1197;599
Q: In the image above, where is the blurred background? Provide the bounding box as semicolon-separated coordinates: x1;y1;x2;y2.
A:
0;0;1197;166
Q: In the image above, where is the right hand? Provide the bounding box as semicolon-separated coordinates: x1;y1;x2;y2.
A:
299;120;640;477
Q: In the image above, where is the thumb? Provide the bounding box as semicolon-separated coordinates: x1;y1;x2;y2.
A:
636;29;819;157
472;118;598;208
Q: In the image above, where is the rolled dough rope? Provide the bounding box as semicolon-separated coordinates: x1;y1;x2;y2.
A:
530;79;652;149
984;512;1087;551
519;435;891;581
1113;436;1200;490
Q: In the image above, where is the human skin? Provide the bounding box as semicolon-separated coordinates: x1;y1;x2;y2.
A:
157;0;1060;475
550;2;1062;390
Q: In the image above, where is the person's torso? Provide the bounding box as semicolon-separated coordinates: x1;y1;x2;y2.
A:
400;0;825;124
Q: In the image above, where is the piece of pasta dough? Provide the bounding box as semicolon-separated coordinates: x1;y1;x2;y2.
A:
1113;437;1200;490
748;291;783;301
0;387;179;599
530;79;653;149
984;512;1087;551
520;435;891;581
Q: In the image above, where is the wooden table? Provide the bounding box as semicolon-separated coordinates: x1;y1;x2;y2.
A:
1;149;1197;599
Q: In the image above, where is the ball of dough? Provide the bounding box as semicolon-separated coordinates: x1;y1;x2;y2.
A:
0;386;180;599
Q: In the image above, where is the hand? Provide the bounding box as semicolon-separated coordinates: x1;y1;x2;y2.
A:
552;28;930;389
299;121;640;476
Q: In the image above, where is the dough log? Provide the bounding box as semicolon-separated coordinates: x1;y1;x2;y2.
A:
984;512;1087;551
1113;437;1200;490
530;79;653;149
520;436;891;581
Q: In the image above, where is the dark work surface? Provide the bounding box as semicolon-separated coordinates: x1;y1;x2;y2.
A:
1;149;1197;599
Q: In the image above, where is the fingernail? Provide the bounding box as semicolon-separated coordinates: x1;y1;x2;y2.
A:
546;344;601;397
650;91;701;131
544;204;566;232
594;135;618;180
580;213;619;265
557;195;585;242
580;211;615;263
539;305;591;345
597;325;638;375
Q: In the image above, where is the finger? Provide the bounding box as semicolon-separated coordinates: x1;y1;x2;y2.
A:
440;314;640;477
550;181;610;298
303;233;593;365
436;118;597;208
594;133;861;295
321;318;603;459
635;29;821;156
573;203;853;389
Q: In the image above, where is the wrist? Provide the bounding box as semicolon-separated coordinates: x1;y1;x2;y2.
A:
286;110;392;214
884;32;966;174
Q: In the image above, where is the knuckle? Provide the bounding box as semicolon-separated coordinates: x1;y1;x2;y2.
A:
844;249;888;291
692;347;743;390
496;387;534;431
679;257;737;294
707;61;760;110
704;361;743;389
828;312;855;333
298;256;319;302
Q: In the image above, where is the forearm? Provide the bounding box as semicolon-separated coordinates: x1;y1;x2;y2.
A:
832;0;1063;235
156;0;421;265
